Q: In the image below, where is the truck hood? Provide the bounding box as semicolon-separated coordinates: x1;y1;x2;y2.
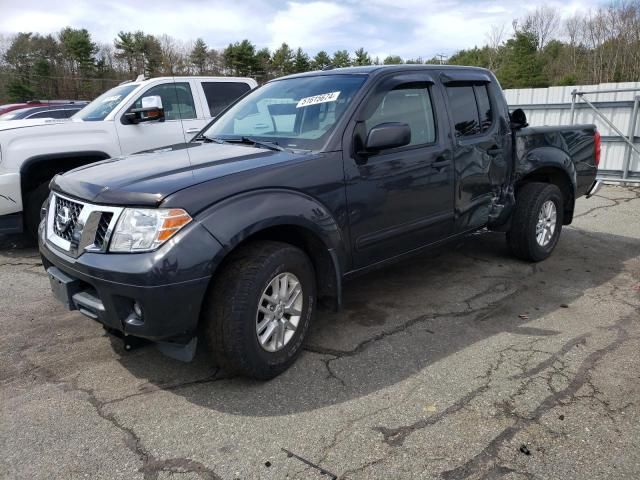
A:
51;142;304;206
0;118;67;131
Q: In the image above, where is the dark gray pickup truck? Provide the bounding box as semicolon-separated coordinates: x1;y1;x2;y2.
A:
39;65;601;379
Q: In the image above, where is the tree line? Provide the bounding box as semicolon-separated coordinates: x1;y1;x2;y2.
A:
0;2;638;103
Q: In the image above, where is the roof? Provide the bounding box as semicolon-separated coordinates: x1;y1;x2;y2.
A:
12;104;86;114
139;76;257;84
275;64;492;81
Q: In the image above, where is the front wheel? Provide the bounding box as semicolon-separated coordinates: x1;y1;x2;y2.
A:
507;182;564;262
24;182;50;239
202;241;316;379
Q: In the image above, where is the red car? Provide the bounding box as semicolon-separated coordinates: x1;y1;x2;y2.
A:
0;100;83;116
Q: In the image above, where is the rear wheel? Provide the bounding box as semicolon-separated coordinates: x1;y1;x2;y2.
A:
202;241;316;379
507;182;564;262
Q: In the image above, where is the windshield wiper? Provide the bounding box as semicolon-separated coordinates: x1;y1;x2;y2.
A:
196;134;225;144
197;135;286;152
229;136;285;152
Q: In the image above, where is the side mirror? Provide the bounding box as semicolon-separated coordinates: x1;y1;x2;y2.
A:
123;95;164;124
365;122;411;152
509;108;528;130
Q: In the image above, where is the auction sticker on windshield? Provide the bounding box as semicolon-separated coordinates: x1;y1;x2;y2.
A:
296;91;340;108
101;95;122;103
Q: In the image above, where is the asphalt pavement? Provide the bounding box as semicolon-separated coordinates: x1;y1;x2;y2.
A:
1;185;639;479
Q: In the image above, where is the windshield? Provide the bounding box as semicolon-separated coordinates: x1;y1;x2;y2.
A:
73;84;138;121
202;75;366;151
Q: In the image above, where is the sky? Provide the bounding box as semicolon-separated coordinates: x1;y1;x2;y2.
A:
0;0;607;60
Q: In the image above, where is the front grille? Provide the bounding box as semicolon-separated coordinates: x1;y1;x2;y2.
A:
94;212;113;249
53;196;83;241
47;193;123;257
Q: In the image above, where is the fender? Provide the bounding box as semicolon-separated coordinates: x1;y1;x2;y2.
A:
515;145;577;194
513;145;578;225
20;150;111;192
197;188;348;306
20;150;112;175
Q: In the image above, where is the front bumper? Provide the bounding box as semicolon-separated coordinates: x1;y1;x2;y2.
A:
39;220;223;343
0;172;23;233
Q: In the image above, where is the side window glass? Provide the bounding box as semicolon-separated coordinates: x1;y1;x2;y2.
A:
364;82;436;146
51;110;72;119
446;86;480;137
131;82;196;121
29;111;55;119
202;82;251;117
474;85;493;132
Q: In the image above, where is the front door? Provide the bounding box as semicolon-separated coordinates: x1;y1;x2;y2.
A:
344;73;455;268
115;80;204;154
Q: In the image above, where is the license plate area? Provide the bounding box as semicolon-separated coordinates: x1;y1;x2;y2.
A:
47;266;83;310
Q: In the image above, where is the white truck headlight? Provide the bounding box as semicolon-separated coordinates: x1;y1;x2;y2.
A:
109;208;192;252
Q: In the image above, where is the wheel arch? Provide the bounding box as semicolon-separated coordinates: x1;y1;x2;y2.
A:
515;164;576;225
198;189;348;310
20;151;111;196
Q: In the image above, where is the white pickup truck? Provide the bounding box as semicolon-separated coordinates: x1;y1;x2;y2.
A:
0;75;257;236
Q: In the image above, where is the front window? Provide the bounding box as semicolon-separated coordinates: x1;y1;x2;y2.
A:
202;75;367;151
129;82;196;121
74;84;138;122
364;83;436;146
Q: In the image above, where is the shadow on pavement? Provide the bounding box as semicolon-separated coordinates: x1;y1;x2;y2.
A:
108;228;640;416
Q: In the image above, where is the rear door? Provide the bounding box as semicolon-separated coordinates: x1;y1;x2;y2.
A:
115;80;202;154
196;80;253;122
443;77;509;231
343;72;455;268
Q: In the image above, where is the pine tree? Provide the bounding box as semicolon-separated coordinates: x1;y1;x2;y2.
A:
497;31;548;88
332;50;351;68
190;38;208;74
383;55;403;65
312;51;331;70
353;47;372;66
272;43;295;75
293;48;310;73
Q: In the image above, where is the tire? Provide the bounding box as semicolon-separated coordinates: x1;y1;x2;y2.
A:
24;182;50;239
202;241;316;380
507;182;564;262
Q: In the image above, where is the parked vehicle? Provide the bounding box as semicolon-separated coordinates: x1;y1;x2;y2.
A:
0;100;85;116
40;65;601;379
0;101;53;116
0;102;89;121
0;76;257;235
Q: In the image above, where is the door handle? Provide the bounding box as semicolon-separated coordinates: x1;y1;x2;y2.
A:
185;128;201;134
486;146;503;156
431;156;450;167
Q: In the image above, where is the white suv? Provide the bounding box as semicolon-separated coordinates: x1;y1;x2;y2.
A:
0;76;257;236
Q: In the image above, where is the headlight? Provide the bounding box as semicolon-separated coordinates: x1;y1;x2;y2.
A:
109;208;192;252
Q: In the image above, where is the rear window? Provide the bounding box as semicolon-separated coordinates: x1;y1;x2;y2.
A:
474;85;493;132
28;109;74;119
202;82;251;117
446;86;480;137
446;84;494;137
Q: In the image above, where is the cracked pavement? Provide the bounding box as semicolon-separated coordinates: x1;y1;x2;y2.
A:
1;185;639;479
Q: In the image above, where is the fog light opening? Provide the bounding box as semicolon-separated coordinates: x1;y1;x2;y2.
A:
133;302;143;318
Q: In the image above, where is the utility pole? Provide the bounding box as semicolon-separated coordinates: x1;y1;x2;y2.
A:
436;54;447;65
